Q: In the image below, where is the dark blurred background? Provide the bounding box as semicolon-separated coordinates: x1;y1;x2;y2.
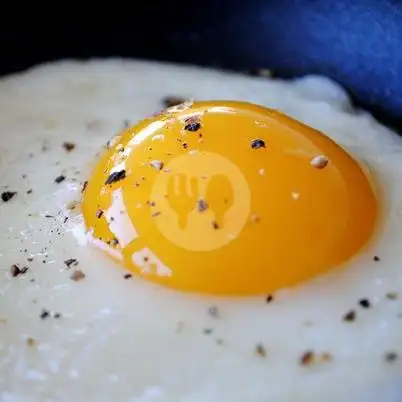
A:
0;0;401;131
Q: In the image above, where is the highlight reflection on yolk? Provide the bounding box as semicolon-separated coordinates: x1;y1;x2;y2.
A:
81;100;378;296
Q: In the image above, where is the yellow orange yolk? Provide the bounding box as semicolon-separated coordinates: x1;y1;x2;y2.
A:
81;100;378;296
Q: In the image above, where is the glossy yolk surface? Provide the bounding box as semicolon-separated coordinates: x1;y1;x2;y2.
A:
81;100;378;296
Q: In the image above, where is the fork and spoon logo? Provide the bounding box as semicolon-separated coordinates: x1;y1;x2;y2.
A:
167;173;234;230
150;152;251;251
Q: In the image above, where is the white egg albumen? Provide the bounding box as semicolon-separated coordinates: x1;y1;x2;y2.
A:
0;60;401;402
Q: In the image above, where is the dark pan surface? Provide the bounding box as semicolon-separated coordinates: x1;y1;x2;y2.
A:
0;0;401;131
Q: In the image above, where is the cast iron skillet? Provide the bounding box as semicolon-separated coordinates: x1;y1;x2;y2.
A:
0;0;401;131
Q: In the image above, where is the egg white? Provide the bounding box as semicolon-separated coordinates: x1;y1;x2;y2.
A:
0;60;401;402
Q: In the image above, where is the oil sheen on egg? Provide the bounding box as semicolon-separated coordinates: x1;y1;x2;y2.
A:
0;60;401;402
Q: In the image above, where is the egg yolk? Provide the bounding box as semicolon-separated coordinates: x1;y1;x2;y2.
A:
81;100;378;296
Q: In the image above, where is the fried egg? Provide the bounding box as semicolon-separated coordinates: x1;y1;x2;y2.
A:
0;60;401;402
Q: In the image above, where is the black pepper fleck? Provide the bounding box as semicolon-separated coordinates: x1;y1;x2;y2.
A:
358;298;371;309
385;352;399;363
343;310;356;322
26;337;36;347
54;175;66;184
197;199;209;213
203;328;213;335
266;294;274;303
64;258;78;268
10;264;28;277
108;238;119;246
1;191;17;202
70;270;86;281
40;309;50;320
212;221;219;229
124;273;133;279
300;350;315;366
81;181;88;193
26;189;33;194
96;209;104;219
373;256;381;262
251;139;266;149
184;121;201;132
54;312;61;319
255;343;267;357
63;142;76;152
105;170;126;185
